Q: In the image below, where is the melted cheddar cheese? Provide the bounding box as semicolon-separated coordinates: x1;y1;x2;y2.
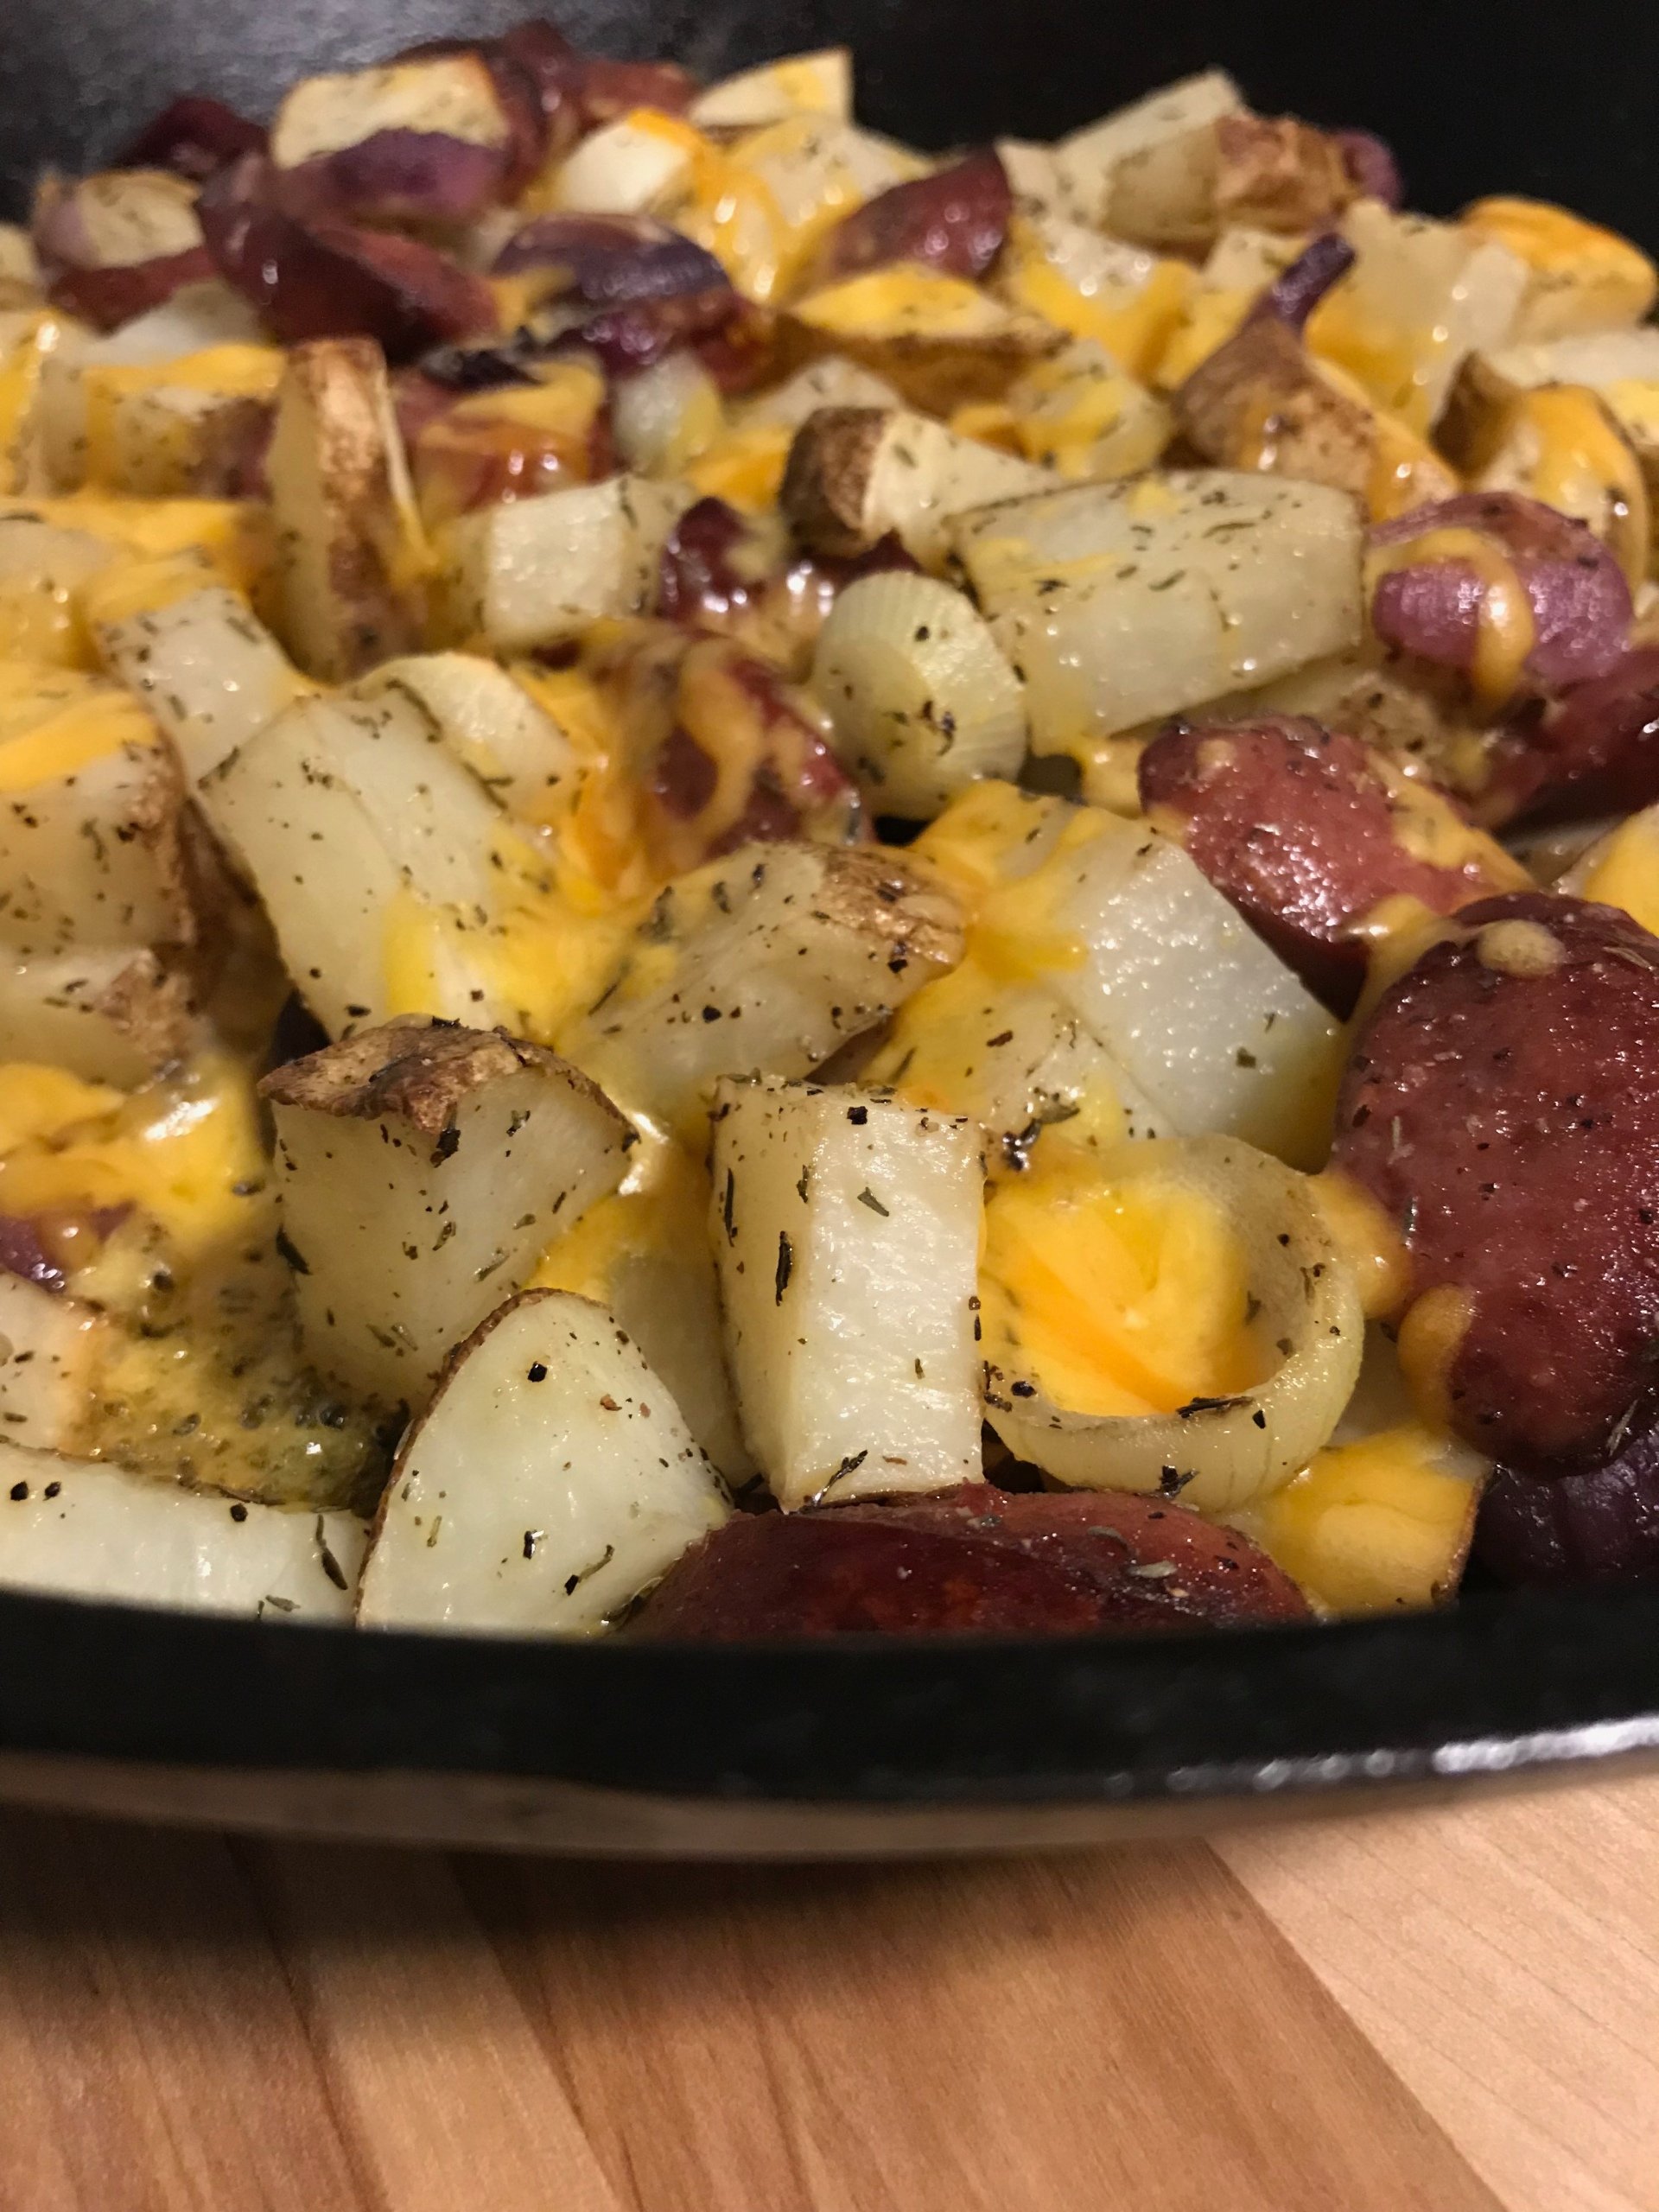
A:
1366;524;1536;708
1574;806;1659;935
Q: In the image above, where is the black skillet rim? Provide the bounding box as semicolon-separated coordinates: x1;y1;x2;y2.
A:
1;1579;1655;1807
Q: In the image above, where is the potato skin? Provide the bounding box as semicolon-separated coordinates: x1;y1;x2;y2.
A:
632;1484;1310;1638
1334;892;1659;1472
1139;715;1518;1014
813;149;1012;284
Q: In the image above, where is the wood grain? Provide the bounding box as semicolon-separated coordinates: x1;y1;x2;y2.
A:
0;1780;1649;2212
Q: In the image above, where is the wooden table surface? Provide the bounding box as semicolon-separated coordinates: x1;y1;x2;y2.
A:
0;1771;1655;2212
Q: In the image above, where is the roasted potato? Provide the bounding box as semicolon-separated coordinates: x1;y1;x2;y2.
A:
778;269;1061;415
356;1287;729;1634
0;947;194;1084
711;1077;983;1508
263;1015;632;1410
781;404;1052;565
95;583;310;785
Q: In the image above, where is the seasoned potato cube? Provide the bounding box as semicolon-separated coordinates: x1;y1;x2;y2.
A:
198;689;511;1035
562;842;963;1135
1461;198;1656;344
441;474;690;652
263;1016;632;1411
782;404;1053;564
0;947;193;1083
689;49;851;129
950;471;1363;747
740;355;902;430
1007;339;1173;481
1057;70;1244;227
95;583;309;785
266;337;425;680
1308;202;1527;431
0;1274;105;1452
711;1077;983;1508
999;216;1193;383
553;116;697;217
353;652;575;823
0;671;192;958
0;226;41;309
78;350;281;499
0;1438;363;1618
0;515;116;665
270;53;511;170
779;270;1060;415
357;1288;729;1635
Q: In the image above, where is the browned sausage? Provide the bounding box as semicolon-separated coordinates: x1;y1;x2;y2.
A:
1482;647;1659;826
1475;1420;1659;1586
1138;715;1521;1014
632;1484;1310;1638
1332;891;1659;1471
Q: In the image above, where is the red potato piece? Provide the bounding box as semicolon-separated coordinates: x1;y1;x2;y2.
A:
1475;1421;1659;1587
1333;891;1659;1472
394;37;550;194
632;1484;1311;1638
1481;648;1659;827
1369;493;1633;706
199;157;495;359
1138;715;1522;1015
813;149;1012;285
116;95;268;182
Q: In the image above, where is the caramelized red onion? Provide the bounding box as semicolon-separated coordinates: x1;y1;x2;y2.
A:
493;212;728;304
199;156;495;357
1332;128;1403;209
1369;493;1633;704
813;148;1013;283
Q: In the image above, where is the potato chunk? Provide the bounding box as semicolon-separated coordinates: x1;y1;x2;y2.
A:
262;1015;632;1412
96;583;310;785
353;652;575;823
357;1288;729;1635
0;671;192;959
266;337;425;680
441;473;690;652
950;471;1363;747
198;688;510;1036
781;405;1052;564
779;270;1059;415
711;1077;983;1508
562;842;963;1135
0;947;193;1083
0;1439;363;1618
1057;71;1244;226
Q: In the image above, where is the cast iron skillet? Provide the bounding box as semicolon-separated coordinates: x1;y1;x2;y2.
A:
1;0;1656;1853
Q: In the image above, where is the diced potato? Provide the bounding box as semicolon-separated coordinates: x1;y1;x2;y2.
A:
703;118;924;302
197;688;510;1035
354;652;575;823
999;216;1194;384
1007;338;1173;480
553;115;698;215
265;337;426;681
711;1076;983;1507
36;282;265;489
780;270;1061;415
0;308;71;496
95;583;309;785
610;350;724;475
561;842;963;1136
78;347;282;498
356;1287;729;1634
1463;385;1649;588
689;49;851;129
950;470;1363;747
781;404;1053;564
1461;198;1657;344
0;947;193;1083
1103;118;1226;255
441;474;690;652
0;514;115;664
0;1437;363;1618
270;53;511;168
1249;649;1491;798
995;140;1080;226
0;226;41;309
531;1138;754;1483
1307;201;1528;432
1056;70;1244;227
740;355;903;430
0;670;192;959
1442;328;1659;531
263;1016;632;1410
0;1274;105;1452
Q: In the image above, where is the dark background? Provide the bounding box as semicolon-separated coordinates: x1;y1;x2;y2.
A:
0;0;1651;235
